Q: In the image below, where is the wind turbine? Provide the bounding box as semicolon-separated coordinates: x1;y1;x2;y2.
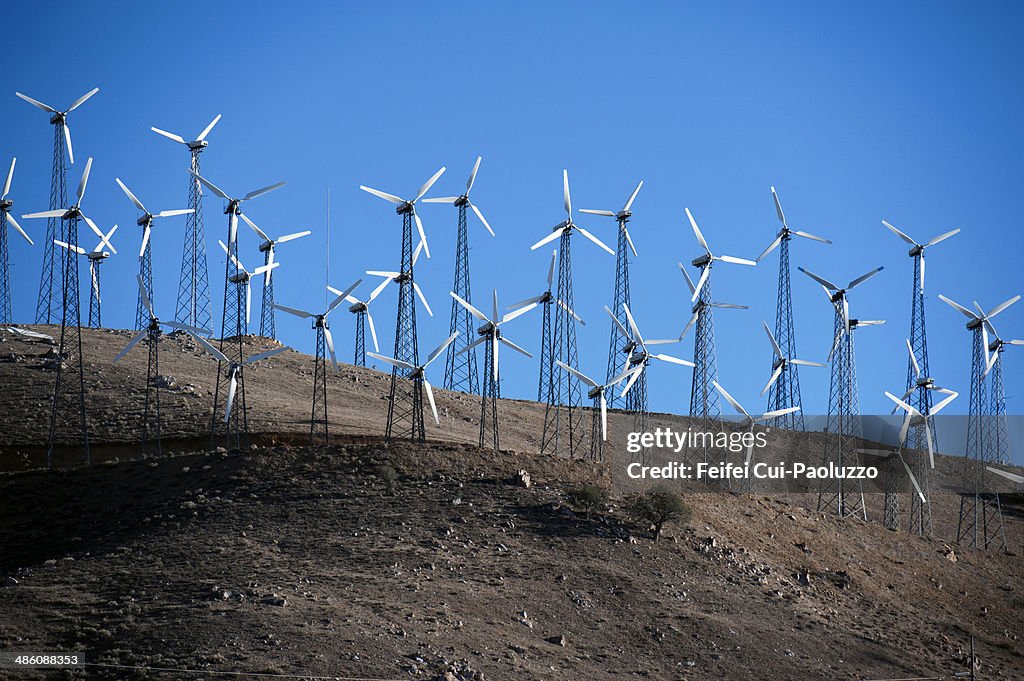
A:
240;214;310;339
531;170;613;459
54;222;118;328
985;321;1022;466
713;379;800;490
366;240;434;319
452;290;536;450
360;166;446;442
798;264;885;519
759;320;825;398
327;277;390;367
22;157;104;466
579;180;644;406
0;158;33;324
369;332;460;444
274;278;362;444
16;87;99;324
114;275;211;455
115;178;193;330
940;292;1020;550
217;240;279;334
509;249;584;401
756;187;830;430
422;157;494;395
683;207;756;423
557;360;637;463
151;113;222;332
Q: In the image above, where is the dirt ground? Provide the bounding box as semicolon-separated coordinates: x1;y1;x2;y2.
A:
0;325;1022;680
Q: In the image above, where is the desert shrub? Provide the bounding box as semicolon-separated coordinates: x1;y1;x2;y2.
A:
566;485;609;519
626;488;691;542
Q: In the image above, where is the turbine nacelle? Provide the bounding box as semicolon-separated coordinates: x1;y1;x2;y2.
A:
187;139;210;152
396;201;415;215
691;254;711;268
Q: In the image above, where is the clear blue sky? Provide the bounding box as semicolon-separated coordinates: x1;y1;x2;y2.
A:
3;2;1023;429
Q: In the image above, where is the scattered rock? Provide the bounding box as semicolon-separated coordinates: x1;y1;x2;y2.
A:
545;634;566;647
943;545;958;563
795;570;812;587
260;594;287;607
513;469;531;488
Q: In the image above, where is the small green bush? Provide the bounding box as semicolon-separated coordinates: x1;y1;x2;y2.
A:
627;488;691;542
566;485;609;519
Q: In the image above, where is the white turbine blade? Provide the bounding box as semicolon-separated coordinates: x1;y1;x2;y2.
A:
827;328;842;364
360;186;403;204
930;390;958;416
906;338;921;377
685;207;710;254
250;262;280;278
276;230;311;243
762;321;783;358
492;335;499;381
367;277;391;302
412;239;425;266
327;278;362;315
576;226;614;255
245;281;252;327
414;166;446;203
885;391;921;419
466;156;482;194
652;353;695;368
65;87;99;113
2;157;14;199
579;209;615;217
502;302;537;324
228;212;238;243
413;282;433;316
115;178;147;213
623;180;643;212
890;388;915;414
882;220;916;245
240;213;270;241
680;311;699;339
76;157;93;202
136;274;154;317
691;266;710;303
984;349;998;378
459;335;488;355
756;235;782;263
272;304;314;319
492;289;499;322
368;352;415;372
218;240;243;271
224;371;237;422
191;172;229;200
562;169;571;216
556;360;597;388
15;91;57;113
760;366;782;396
95;223;117;253
468;202;495;237
644;337;679;345
987;466;1024;485
90;264;99;303
712;380;748;417
718;254;757;266
556;298;585;325
759;406;800;421
426;331;459;367
798;267;839;291
530;226;565;251
770;186;786;225
938;294;978;319
843;297;850;333
366;270;399;278
324;326;338;370
196;114;222;142
986;295;1021;320
414;213;430;259
622;304;645;347
151;127;187;144
678;262;696;295
55;239;85;255
22;210;66;219
607;365;639;388
113;330;148;362
897;411;913;447
924;228;960;248
243;182;286;202
604;305;631;338
792;230;831;244
155;208;193;219
618;363;644;398
366;311;379;352
451;291;489;322
263;246;275;286
621;225;638;258
424;379;439;425
898;452;927;504
847;267;884;290
245;346;289;364
547;249;557;287
499;336;532;358
63;123;75;166
192;334;230;363
508;295;544;310
790;358;826;367
920;254;926;292
7;215;33;245
421;196;458;204
139;224;152;259
600;392;608;441
162;320;211;335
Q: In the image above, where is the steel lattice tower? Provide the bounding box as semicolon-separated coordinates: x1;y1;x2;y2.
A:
904;254;935;535
541;230;588;459
956;323;1006;550
211;213;250;450
46;213;89;467
989;341;1011;466
311;318;329;444
0;210;13;324
689;266;721;422
385;209;424;443
537;296;554;402
37;124;68;324
353;310;367;366
444;202;479;394
766;236;805;430
86;255;106;328
135;238;154;330
260;247;277;338
175;151;213;331
625;362;649;451
141;324;163;456
480;334;499;450
606;224;632;408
